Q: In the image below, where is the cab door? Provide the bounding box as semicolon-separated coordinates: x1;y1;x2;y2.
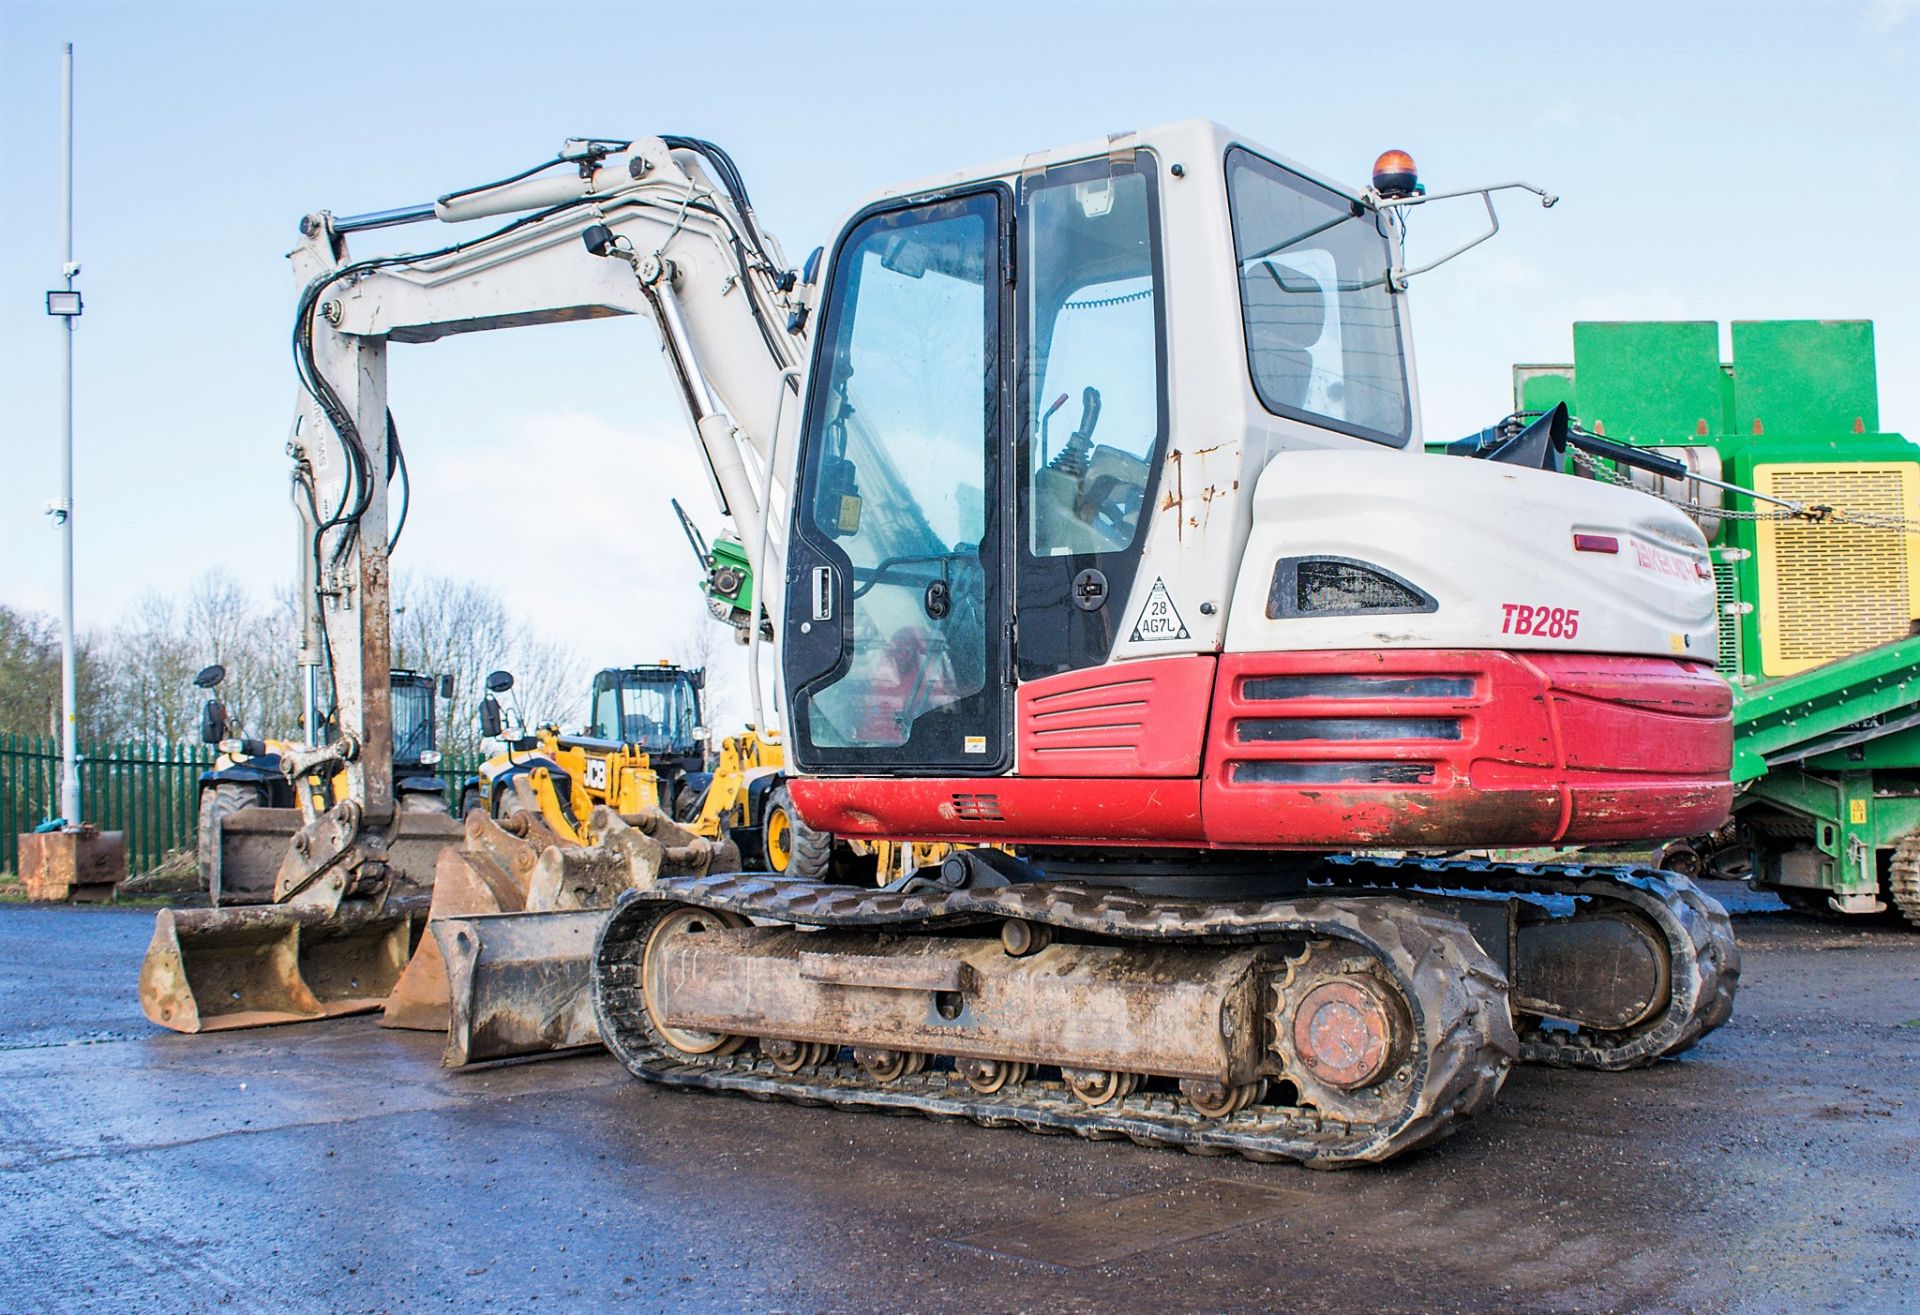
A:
783;188;1011;774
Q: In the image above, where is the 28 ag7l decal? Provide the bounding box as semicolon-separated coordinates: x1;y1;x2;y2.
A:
1130;578;1191;642
1500;603;1580;638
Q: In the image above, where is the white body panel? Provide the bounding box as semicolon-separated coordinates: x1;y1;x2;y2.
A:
1222;450;1717;659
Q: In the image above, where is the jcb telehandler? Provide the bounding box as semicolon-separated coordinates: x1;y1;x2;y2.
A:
145;122;1741;1166
462;662;829;876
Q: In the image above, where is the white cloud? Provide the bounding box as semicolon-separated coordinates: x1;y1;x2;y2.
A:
397;409;754;695
1864;0;1918;31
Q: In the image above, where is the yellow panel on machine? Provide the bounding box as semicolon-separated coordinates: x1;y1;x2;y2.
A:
1753;461;1920;675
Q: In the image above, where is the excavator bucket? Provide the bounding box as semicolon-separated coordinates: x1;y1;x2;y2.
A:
139;893;430;1033
415;805;740;1065
140;802;459;1033
209;805;461;904
380;811;553;1031
434;909;608;1065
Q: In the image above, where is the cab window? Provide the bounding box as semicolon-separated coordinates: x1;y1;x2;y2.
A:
1226;147;1411;446
1025;167;1162;557
589;676;621;740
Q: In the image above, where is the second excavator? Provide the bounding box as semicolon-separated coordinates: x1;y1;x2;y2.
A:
155;120;1738;1166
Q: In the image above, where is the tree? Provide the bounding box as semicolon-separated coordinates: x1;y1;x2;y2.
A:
97;571;298;745
391;573;586;759
0;605;61;737
0;604;117;741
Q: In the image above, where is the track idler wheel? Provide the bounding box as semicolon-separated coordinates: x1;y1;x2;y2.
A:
1271;943;1414;1119
642;906;748;1057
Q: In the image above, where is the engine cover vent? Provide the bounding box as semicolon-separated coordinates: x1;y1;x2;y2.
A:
1267;557;1436;620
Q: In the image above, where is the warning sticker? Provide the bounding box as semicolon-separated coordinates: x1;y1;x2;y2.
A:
964;735;987;755
1130;577;1190;642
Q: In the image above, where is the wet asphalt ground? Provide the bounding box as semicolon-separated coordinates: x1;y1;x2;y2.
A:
0;885;1914;1315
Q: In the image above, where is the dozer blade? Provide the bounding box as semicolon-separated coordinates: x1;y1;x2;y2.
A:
434;910;606;1066
381;814;542;1032
139;893;430;1033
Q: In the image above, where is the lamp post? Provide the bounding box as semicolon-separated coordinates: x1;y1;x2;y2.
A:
45;42;81;828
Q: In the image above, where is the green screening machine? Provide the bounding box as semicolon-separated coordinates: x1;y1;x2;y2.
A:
1503;320;1919;922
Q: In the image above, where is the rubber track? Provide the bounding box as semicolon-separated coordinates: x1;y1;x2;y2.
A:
593;876;1516;1168
1327;856;1740;1070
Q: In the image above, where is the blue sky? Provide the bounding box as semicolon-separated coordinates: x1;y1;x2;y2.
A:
1;0;1915;679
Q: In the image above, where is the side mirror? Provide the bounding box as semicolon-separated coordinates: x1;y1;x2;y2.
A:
485;669;516;694
439;674;455;700
193;664;227;691
479;695;504;740
688;669;706;690
200;698;230;745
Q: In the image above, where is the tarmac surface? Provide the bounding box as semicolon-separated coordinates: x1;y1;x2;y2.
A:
0;884;1914;1315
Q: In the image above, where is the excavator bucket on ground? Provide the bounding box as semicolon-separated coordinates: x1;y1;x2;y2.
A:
386;804;738;1065
434;909;608;1064
380;807;555;1030
139;805;460;1033
139;893;431;1032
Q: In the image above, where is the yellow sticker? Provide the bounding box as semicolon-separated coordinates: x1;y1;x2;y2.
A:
1669;633;1685;653
837;494;863;534
1849;799;1868;825
964;735;987;755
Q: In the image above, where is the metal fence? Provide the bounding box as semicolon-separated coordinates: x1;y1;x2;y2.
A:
1;734;483;878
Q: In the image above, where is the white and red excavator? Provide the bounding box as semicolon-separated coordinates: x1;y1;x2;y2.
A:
142;122;1736;1166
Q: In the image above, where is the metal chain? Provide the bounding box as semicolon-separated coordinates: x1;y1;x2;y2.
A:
1567;448;1920;534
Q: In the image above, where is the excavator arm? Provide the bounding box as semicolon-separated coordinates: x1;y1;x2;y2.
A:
280;135;805;902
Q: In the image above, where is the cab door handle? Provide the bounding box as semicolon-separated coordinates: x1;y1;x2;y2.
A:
811;566;834;622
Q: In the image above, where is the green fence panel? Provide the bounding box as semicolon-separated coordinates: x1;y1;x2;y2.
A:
1;738;491;877
1;736;215;877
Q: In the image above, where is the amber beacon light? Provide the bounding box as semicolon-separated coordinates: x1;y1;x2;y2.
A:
1371;150;1420;199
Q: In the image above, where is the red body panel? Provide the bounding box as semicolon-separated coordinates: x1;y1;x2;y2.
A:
1016;656;1216;777
790;776;1206;846
1201;650;1733;848
788;649;1733;851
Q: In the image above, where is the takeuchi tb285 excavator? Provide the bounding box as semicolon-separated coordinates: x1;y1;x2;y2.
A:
159;121;1737;1166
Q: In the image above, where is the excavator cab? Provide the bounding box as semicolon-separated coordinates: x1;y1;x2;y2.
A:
783;152;1168;770
780;123;1732;856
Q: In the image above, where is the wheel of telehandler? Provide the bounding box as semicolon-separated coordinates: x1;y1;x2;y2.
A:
763;785;833;879
194;781;266;888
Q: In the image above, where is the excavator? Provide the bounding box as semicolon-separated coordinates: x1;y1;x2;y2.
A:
143;122;1738;1166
